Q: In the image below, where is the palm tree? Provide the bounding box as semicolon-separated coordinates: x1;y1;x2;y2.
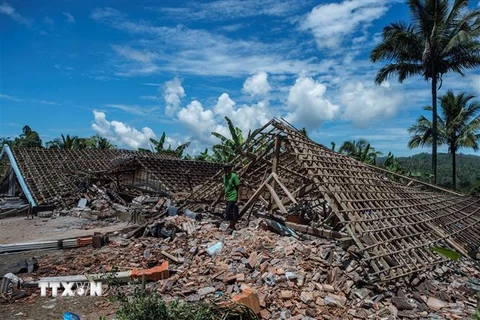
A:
211;116;247;163
91;135;115;150
338;139;382;165
46;134;78;149
370;0;480;184
408;90;480;189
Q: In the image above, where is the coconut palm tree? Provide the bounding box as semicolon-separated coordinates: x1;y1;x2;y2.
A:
338;139;382;165
46;134;78;149
91;135;115;150
408;90;480;189
370;0;480;184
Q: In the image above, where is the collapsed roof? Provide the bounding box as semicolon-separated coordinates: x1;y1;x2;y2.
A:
184;118;480;282
0;146;222;207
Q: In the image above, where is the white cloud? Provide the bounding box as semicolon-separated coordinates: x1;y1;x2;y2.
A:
214;93;236;118
31;99;59;105
1;94;58;105
177;101;218;143
300;0;392;50
214;93;271;133
242;71;271;97
91;110;156;149
105;104;160;116
469;74;480;95
111;45;159;76
340;82;403;126
1;93;24;102
112;45;157;63
150;0;306;21
176;91;271;147
90;7;122;20
285;77;340;128
91;8;331;77
140;95;161;102
63;12;75;23
0;2;32;25
163;77;185;116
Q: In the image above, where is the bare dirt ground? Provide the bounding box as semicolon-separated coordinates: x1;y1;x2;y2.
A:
1;295;118;320
0;215;127;244
0;215;127;319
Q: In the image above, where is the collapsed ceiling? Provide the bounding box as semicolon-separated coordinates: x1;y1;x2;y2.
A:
184;118;480;282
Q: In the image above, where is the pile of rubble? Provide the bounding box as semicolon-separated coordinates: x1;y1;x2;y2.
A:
3;209;479;319
35;184;166;224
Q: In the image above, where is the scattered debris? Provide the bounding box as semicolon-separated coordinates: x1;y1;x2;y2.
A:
0;119;479;319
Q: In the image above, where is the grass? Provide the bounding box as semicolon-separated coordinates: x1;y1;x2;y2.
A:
102;268;258;320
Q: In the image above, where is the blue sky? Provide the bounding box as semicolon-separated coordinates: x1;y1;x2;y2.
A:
1;0;479;156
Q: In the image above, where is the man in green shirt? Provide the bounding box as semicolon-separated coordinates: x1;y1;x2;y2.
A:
223;164;240;230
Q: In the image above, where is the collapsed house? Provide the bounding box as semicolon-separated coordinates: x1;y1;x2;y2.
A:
182;118;480;283
1;118;479;284
0;146;222;209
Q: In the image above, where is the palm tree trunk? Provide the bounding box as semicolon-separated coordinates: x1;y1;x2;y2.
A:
431;75;438;185
452;149;456;190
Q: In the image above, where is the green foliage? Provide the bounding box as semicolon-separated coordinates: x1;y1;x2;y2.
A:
429;246;461;260
46;134;116;150
111;285;257;320
380;152;432;179
392;153;480;192
91;134;115;150
211;116;249;163
299;127;308;138
338;139;382;165
408;90;480;189
115;287;171;320
148;132;190;158
370;0;480;184
195;148;215;162
12;125;43;148
1;137;13;148
330;141;336;151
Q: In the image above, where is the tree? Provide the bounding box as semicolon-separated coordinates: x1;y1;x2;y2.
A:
13;125;42;148
211;117;248;163
299;127;308;138
330;141;336;152
91;135;115;150
408;90;480;189
338;139;382;165
46;134;80;149
1;137;13;148
370;0;480;184
148;132;190;158
46;134;115;150
194;148;215;162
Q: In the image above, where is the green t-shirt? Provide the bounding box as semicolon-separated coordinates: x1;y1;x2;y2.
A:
223;172;240;201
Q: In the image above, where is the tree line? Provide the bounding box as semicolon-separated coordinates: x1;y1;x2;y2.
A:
0;117;248;162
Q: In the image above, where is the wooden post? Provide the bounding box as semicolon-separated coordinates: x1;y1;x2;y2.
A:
268;136;282;214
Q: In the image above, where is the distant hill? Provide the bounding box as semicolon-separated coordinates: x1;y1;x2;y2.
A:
384;153;480;192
